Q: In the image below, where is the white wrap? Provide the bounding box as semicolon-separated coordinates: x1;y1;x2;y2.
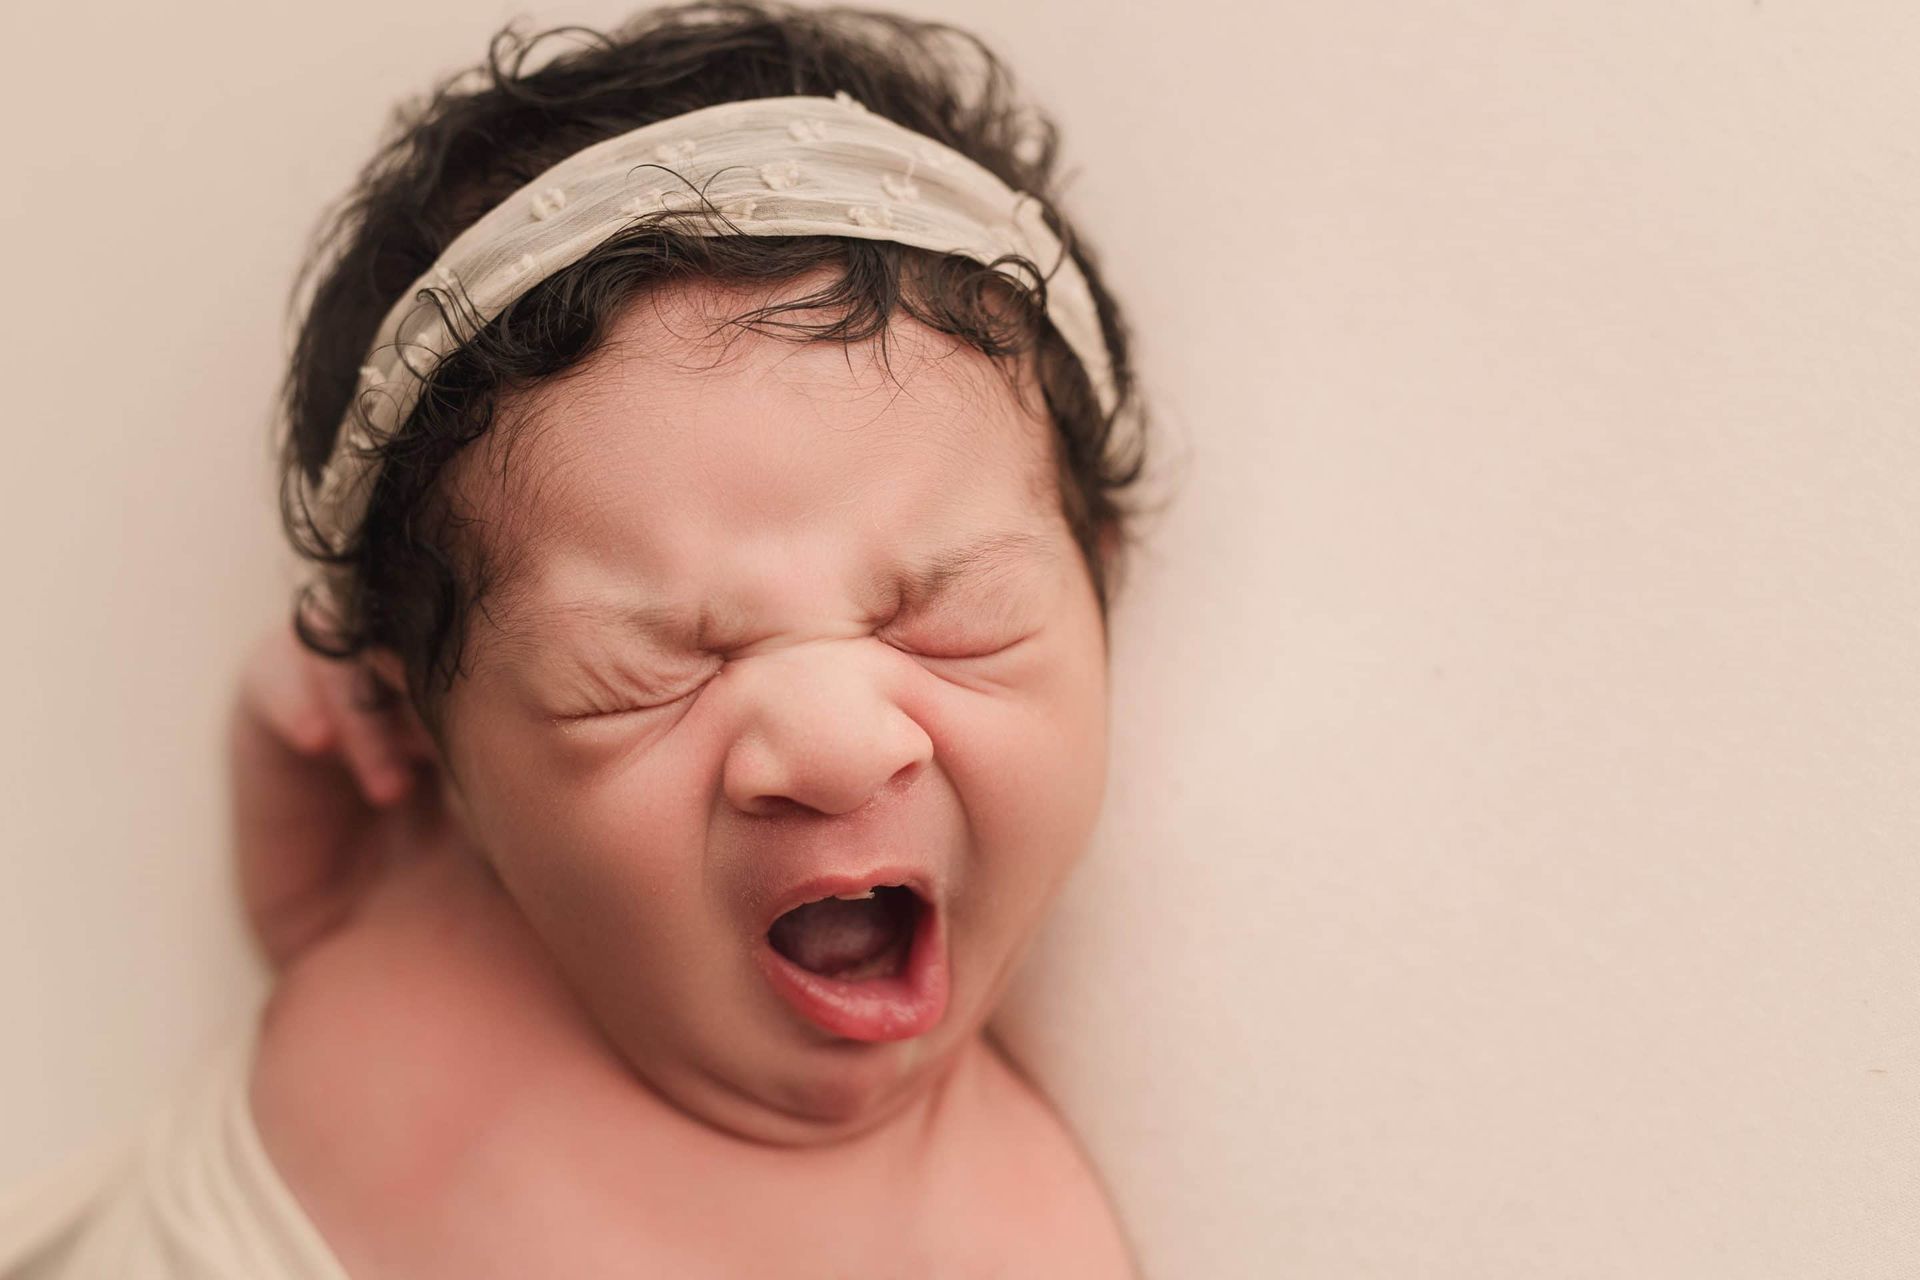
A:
0;1016;347;1280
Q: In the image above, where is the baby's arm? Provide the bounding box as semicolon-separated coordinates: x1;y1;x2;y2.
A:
227;623;424;968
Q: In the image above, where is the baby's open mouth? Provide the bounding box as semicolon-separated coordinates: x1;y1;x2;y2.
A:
767;884;918;981
757;882;948;1042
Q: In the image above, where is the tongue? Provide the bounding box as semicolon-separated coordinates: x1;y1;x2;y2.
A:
768;892;905;977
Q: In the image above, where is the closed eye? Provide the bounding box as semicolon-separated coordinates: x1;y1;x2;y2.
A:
551;682;704;724
885;630;1036;661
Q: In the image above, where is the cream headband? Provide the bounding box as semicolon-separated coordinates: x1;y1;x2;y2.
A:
306;90;1118;555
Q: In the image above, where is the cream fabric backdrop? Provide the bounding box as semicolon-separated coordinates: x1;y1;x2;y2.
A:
3;3;1914;1277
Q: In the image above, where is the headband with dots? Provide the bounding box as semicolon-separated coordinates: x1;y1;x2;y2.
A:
304;91;1118;559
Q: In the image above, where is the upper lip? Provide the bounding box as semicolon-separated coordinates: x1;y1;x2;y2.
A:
759;867;937;936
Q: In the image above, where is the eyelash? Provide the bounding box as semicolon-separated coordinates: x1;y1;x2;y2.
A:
551;674;702;724
885;596;1036;659
560;683;700;721
886;629;1031;661
879;610;1044;660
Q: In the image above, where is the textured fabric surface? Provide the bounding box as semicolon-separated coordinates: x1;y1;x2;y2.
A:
0;1012;346;1280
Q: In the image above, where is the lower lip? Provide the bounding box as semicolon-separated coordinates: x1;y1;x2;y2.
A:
755;898;949;1043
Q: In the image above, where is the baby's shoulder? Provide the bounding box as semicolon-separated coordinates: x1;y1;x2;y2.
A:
249;848;670;1276
255;846;575;1137
921;1038;1141;1278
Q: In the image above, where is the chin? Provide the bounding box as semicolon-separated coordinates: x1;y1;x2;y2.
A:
626;1015;977;1148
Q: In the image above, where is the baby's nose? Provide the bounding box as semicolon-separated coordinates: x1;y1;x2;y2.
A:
717;642;933;819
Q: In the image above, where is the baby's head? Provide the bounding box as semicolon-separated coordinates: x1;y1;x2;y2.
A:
277;2;1152;1146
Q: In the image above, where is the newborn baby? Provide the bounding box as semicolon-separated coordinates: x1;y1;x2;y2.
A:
241;266;1138;1277
5;6;1153;1277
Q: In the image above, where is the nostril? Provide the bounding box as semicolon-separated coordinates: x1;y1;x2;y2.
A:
748;795;813;819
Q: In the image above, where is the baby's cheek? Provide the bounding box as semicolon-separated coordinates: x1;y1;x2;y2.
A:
458;736;688;909
925;655;1108;885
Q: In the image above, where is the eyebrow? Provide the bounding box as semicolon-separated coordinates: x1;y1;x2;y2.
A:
503;528;1059;650
888;529;1057;614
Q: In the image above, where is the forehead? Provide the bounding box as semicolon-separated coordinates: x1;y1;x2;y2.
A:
453;274;1064;636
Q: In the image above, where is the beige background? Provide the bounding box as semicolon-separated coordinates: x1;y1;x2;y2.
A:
3;2;1916;1276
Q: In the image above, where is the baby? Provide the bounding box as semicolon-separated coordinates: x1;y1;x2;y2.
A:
12;4;1153;1276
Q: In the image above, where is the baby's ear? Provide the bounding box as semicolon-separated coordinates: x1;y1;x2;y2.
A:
364;646;485;855
1097;521;1121;573
364;646;441;770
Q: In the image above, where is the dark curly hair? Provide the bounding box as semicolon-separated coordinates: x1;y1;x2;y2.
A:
277;0;1157;741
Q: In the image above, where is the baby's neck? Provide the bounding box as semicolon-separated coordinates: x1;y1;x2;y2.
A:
615;1028;1000;1182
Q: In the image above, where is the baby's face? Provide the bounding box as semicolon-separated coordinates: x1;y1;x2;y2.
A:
430;272;1111;1146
